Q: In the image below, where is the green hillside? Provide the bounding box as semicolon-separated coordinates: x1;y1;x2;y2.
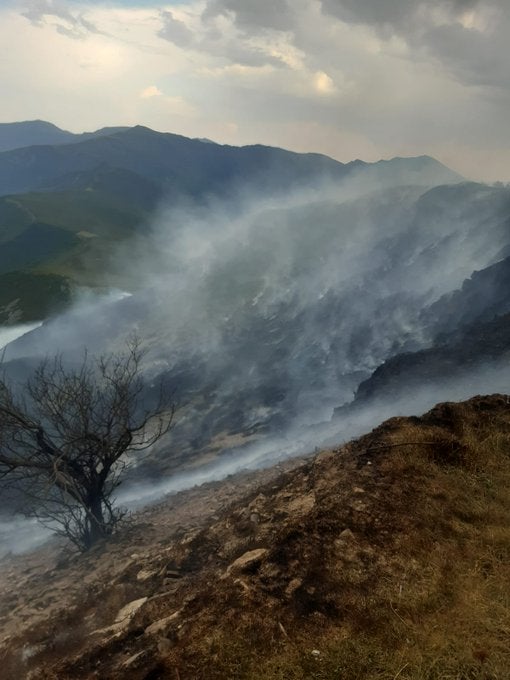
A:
0;123;464;326
0;271;71;324
0;168;160;300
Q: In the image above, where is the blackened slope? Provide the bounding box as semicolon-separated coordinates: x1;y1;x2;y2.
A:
423;254;510;339
3;395;509;679
353;312;510;404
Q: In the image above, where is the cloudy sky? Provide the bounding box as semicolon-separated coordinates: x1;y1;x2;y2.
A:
1;0;509;180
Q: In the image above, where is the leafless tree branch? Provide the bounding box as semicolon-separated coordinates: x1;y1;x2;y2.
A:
0;337;175;551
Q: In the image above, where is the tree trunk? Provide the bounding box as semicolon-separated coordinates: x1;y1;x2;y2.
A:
86;495;106;548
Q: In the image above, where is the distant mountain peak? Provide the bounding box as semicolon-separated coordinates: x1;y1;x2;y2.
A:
0;120;464;186
358;154;464;185
0;120;130;154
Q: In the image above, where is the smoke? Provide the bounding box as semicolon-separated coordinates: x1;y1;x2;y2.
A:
0;322;42;351
2;289;133;362
118;359;510;508
4;177;510;436
4;358;510;559
0;515;52;559
1;172;510;555
107;178;508;415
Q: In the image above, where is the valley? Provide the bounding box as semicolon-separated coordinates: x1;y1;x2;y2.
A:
0;121;509;680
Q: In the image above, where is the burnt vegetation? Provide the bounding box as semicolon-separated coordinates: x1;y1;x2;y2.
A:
0;339;174;551
1;395;509;679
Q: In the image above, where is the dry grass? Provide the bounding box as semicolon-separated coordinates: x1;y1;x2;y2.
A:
158;397;510;680
3;396;510;680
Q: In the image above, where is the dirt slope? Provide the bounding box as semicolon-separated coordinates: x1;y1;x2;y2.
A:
1;395;510;679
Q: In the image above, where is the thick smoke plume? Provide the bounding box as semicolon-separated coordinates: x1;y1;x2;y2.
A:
1;174;510;554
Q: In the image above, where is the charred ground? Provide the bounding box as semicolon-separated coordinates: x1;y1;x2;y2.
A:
1;395;509;679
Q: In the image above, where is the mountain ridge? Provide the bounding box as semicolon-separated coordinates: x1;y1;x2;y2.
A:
0;120;129;153
0;121;463;198
0;122;465;325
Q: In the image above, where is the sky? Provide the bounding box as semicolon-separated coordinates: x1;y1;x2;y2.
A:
0;0;509;181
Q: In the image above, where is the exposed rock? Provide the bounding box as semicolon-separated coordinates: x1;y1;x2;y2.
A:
233;577;251;593
145;609;182;637
285;578;303;597
226;548;268;574
3;396;510;679
121;650;150;669
136;568;159;582
91;596;149;638
115;597;148;624
286;492;315;515
338;528;355;541
160;567;181;579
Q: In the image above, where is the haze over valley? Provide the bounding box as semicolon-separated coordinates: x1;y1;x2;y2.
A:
0;121;509;516
2;2;510;676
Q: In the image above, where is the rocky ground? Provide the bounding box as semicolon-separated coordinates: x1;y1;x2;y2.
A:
0;458;308;678
1;395;510;679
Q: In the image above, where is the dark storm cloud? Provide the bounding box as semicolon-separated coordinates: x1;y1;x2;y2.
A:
320;0;480;29
320;0;509;90
158;5;287;68
158;10;194;48
420;18;510;89
202;0;296;33
198;1;509;91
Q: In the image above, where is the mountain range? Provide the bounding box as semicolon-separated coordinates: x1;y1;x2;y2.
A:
0;122;507;488
1;120;510;482
0;121;462;324
0;120;129;153
1;120;510;678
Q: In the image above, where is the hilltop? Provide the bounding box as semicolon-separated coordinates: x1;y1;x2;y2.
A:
0;122;464;324
0;121;129;154
1;394;509;679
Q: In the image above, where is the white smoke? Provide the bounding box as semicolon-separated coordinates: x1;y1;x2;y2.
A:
0;322;42;351
1;174;509;555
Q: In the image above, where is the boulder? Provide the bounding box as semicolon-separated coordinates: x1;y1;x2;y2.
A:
145;609;182;637
227;548;268;575
115;597;148;624
136;568;159;582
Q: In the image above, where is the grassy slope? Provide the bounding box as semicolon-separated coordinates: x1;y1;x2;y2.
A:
0;271;71;323
0;128;467;324
2;395;509;679
0;185;149;241
165;395;510;680
0;180;154;296
7;191;145;237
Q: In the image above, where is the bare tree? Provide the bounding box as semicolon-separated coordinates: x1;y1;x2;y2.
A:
0;339;174;551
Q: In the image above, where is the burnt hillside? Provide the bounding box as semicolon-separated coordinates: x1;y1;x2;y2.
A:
1;395;509;679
